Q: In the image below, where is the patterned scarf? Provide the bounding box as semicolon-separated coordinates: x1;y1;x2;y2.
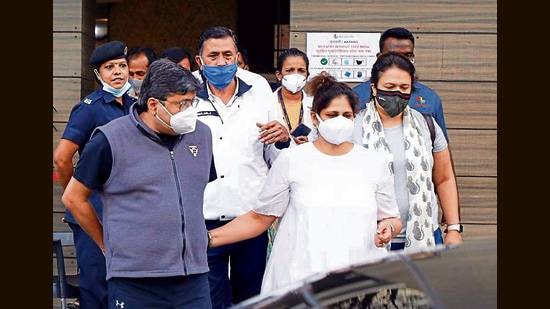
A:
361;101;435;252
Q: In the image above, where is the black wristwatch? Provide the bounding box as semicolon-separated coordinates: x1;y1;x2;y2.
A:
445;223;463;233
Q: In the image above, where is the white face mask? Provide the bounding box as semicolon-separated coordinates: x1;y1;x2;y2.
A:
156;101;197;134
128;78;143;94
281;73;307;94
94;69;131;97
316;113;355;145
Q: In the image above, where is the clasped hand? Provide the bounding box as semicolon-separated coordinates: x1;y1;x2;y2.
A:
257;120;290;145
374;221;393;248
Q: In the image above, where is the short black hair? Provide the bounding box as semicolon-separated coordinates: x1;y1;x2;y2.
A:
379;27;415;52
160;47;192;63
126;46;157;66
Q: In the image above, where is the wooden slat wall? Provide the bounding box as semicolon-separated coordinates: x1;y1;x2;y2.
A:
290;0;497;33
53;0;95;235
53;0;95;33
421;81;497;129
290;0;497;241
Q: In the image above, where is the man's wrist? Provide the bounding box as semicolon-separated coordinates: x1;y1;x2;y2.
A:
207;231;213;248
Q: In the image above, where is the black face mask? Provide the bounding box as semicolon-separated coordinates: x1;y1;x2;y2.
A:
375;88;411;117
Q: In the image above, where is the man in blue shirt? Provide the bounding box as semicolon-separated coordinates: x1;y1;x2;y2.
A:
53;41;136;309
353;27;449;142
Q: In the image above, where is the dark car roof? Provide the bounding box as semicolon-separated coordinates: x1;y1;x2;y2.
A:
233;238;497;309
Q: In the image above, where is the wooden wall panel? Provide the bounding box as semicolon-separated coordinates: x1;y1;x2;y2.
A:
414;34;497;82
53;78;81;122
54;0;95;34
53;0;85;32
289;33;496;82
291;0;497;33
53;33;96;79
53;183;65;213
420;81;497;130
461;224;497;242
53;33;85;77
457;177;497;224
52;123;66;154
449;130;496;177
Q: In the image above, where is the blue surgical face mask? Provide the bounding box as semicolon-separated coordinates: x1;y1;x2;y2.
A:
94;69;131;97
200;57;238;90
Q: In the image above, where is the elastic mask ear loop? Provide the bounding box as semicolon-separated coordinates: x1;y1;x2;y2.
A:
155;99;175;130
93;69;105;83
157;99;174;117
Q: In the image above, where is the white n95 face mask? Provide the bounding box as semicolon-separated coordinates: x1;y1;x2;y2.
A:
156;102;197;134
281;74;307;94
316;113;355;145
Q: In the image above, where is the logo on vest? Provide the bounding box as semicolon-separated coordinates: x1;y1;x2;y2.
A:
189;145;199;157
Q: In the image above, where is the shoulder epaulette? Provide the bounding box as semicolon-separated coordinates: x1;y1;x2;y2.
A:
82;90;102;105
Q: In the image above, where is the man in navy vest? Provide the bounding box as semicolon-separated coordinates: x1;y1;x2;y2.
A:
53;41;135;309
62;59;217;308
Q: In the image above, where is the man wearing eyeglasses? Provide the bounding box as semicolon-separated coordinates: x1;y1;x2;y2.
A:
62;59;217;308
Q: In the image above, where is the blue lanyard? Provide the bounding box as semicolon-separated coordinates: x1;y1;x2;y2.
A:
277;89;303;132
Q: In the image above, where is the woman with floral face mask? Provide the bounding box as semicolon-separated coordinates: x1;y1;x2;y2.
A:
359;52;462;253
273;48;315;146
207;73;402;295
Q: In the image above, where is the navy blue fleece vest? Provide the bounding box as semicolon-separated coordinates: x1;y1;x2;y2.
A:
98;112;213;280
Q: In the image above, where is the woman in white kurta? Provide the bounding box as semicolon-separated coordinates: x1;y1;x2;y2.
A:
209;73;402;295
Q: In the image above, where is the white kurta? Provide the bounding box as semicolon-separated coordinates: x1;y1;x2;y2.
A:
253;142;400;294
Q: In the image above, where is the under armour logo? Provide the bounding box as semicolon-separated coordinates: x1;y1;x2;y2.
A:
115;300;125;308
